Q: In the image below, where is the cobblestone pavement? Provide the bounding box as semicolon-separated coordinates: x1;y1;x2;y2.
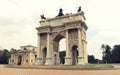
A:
0;65;120;75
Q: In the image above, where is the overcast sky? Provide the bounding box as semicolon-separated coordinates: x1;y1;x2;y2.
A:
0;0;120;59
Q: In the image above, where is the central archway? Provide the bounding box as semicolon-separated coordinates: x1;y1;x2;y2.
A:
53;34;66;65
59;38;66;64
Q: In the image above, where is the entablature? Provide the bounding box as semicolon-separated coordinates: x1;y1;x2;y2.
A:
39;11;86;27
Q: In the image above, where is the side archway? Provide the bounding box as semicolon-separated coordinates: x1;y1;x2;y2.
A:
53;34;65;65
72;45;78;65
18;55;22;65
42;47;47;65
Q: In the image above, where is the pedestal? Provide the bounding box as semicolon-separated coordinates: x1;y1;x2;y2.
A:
35;58;43;65
77;57;85;65
65;57;72;65
45;58;53;65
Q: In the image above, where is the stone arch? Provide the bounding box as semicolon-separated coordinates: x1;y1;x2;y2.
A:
42;47;47;65
53;34;65;42
72;45;78;65
36;12;88;65
52;32;65;41
53;34;65;65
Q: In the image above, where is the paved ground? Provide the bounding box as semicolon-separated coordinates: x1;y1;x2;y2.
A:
112;64;120;69
0;65;120;75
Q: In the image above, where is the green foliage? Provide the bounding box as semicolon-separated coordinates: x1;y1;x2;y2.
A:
0;48;16;64
0;49;9;64
101;44;111;63
101;44;105;51
8;48;17;58
111;45;120;63
101;44;120;63
88;55;100;63
7;64;114;70
10;48;17;54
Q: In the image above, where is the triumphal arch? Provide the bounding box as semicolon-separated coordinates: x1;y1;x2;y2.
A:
35;11;88;65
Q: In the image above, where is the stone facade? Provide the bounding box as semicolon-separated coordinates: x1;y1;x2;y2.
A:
35;11;88;65
9;45;37;65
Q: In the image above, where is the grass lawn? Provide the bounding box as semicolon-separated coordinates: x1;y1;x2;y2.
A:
6;64;114;70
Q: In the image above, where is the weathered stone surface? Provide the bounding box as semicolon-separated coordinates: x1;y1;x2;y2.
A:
9;45;37;65
36;11;88;65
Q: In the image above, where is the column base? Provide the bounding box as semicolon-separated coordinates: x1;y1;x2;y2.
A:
84;56;88;64
35;58;43;65
45;58;53;65
65;57;72;65
77;57;85;65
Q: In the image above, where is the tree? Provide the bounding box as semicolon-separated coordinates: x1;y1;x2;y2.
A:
101;44;111;63
10;48;16;54
88;55;100;64
0;49;10;64
101;44;105;57
104;45;111;63
0;48;16;64
111;45;120;63
88;55;96;63
8;48;17;58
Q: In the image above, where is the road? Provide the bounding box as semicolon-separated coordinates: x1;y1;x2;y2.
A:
0;65;120;75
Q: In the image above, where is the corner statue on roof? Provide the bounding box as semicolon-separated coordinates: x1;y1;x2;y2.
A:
40;14;46;19
58;8;64;16
78;6;81;12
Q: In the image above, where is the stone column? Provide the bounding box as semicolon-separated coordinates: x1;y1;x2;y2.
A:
65;30;72;65
77;28;84;65
82;31;88;64
15;55;17;65
24;55;26;65
83;40;88;64
37;34;40;58
45;33;52;65
57;44;60;65
12;56;18;65
35;34;42;65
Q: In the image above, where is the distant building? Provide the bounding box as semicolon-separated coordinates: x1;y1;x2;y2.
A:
9;45;37;65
